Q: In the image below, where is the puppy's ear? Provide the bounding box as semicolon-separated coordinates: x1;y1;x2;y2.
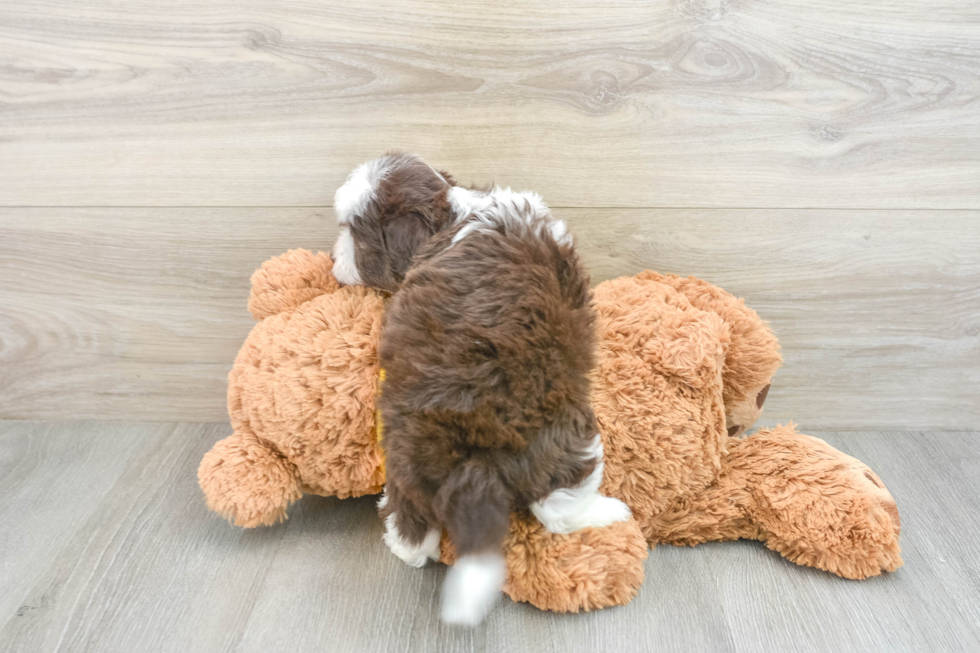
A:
349;217;397;291
349;212;434;292
381;213;436;285
346;155;455;291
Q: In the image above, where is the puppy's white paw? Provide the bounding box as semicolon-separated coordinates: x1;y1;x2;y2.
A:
383;515;441;568
576;495;632;530
532;491;632;534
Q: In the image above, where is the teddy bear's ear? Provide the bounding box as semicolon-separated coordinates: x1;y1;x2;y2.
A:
247;249;340;320
637;272;781;425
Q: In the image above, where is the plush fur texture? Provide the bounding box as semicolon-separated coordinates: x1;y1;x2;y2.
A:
646;424;904;579
199;250;385;527
590;272;900;580
642;272;782;437
377;210;604;554
199;250;903;614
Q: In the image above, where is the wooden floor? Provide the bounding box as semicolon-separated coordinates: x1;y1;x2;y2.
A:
1;421;978;653
2;1;979;652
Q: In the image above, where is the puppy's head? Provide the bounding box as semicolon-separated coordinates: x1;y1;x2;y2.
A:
331;153;455;292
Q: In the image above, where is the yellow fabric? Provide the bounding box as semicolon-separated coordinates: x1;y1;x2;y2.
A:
376;368;386;478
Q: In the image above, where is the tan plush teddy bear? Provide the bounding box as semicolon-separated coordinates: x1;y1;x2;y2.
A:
198;248;902;613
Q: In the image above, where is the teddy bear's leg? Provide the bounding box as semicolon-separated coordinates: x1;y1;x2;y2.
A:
439;512;649;613
650;425;903;579
198;429;303;528
738;426;903;579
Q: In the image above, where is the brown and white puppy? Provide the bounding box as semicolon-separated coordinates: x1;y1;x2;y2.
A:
331;154;631;625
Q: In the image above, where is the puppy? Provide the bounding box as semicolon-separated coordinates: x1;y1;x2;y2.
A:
331;154;631;625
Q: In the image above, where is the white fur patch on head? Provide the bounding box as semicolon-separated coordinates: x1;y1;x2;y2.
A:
530;435;632;534
331;157;396;286
382;512;441;568
334;156;401;225
331;226;363;286
441;553;506;626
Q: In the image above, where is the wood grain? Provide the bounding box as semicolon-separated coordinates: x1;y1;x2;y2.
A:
0;208;334;422
0;422;289;653
1;422;978;652
0;422;155;623
574;209;980;432
1;0;978;207
2;208;977;429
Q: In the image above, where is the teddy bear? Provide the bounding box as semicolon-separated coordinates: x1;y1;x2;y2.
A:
198;248;903;613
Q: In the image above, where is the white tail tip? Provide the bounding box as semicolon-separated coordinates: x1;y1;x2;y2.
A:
440;553;506;626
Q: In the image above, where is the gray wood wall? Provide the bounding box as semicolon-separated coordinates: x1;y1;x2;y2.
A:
1;0;978;429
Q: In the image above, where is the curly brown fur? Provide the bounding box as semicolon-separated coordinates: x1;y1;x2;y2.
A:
378;219;600;555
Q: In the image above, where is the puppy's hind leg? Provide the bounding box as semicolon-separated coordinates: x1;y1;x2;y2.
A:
530;435;632;534
379;486;441;568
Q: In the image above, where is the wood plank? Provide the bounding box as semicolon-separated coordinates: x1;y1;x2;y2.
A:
2;208;977;429
1;423;977;652
0;208;334;422
1;0;978;207
233;496;480;653
0;422;289;653
0;421;159;623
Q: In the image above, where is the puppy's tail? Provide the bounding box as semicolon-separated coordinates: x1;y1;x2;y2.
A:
435;458;510;626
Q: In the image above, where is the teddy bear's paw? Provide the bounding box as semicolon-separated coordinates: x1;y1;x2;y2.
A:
847;460;901;538
503;514;648;613
744;427;904;579
198;432;303;528
382;515;441;568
